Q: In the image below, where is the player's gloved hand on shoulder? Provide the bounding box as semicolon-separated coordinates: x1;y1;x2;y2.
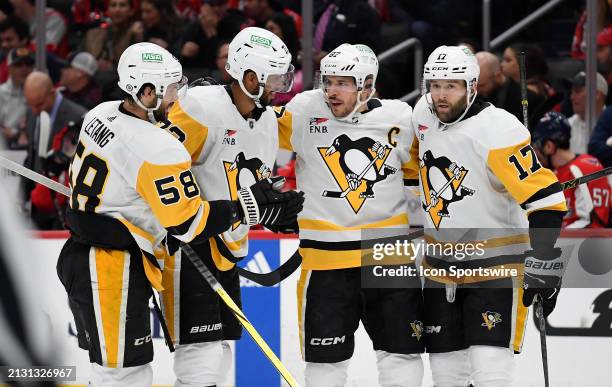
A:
237;176;305;227
522;247;566;317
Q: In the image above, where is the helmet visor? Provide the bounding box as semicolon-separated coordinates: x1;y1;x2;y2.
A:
163;75;189;103
425;79;468;98
319;74;359;93
265;64;295;93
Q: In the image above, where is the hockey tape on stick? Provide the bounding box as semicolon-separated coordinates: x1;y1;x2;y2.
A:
518;52;529;129
179;242;300;387
535;295;549;387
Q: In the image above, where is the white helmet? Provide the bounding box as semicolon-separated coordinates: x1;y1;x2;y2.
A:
226;27;294;107
318;43;379;122
117;42;187;120
422;45;480;126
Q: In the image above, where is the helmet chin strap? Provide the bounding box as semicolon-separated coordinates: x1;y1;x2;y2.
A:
134;94;163;124
238;78;265;108
329;87;376;124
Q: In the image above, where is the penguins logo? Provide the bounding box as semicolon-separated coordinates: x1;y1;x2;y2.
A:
481;311;502;330
419;150;475;229
410;320;424;341
319;134;397;213
223;152;271;229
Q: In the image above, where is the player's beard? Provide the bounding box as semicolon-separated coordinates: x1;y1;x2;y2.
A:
434;97;467;123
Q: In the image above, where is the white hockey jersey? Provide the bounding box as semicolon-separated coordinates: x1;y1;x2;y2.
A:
411;95;566;282
279;89;420;270
166;85;278;269
69;101;212;289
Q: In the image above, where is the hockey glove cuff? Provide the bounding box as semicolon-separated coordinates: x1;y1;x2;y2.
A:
522;247;568;317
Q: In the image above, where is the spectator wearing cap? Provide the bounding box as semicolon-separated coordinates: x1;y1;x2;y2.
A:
0;47;33;148
9;0;68;57
0;16;30;83
568;71;609;154
59;52;102;110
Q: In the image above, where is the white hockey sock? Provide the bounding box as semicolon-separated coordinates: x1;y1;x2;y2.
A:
376;350;423;387
89;362;152;387
429;349;470;387
305;360;350;387
217;340;233;384
173;341;223;387
469;345;514;387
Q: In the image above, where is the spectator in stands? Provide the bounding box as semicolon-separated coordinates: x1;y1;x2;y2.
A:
140;0;184;54
572;0;612;60
0;16;29;84
59;52;102;109
0;1;13;23
210;40;231;83
588;103;612;167
0;47;33;148
9;0;68;57
312;0;381;63
532;112;610;228
265;12;302;105
501;42;554;98
475;51;546;129
568;71;608;154
180;0;249;69
23;71;86;167
173;0;201;20
596;26;612;106
82;0;142;71
243;0;302;35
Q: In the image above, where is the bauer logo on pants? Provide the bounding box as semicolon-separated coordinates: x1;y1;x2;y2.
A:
319;134;397;213
223;152;271;229
419;150;475;229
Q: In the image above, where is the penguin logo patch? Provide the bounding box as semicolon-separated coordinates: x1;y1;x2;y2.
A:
319;134;397;213
410;320;424;341
223;152;271;229
419;150;475;229
481;311;502;330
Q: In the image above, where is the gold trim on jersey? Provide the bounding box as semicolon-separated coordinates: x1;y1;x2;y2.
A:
161;250;177;343
210;237;237;271
167;101;209;162
274;106;293;151
299;213;408;232
296;270;311;359
487;139;561;205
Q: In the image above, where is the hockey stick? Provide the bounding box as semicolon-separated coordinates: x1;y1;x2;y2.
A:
179;242;300;387
519;51;549;387
0;156;300;385
237;249;302;286
0;154;71;197
322;146;388;198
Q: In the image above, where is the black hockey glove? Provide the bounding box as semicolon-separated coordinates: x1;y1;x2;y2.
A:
237;176;305;227
522;247;567;317
266;219;300;234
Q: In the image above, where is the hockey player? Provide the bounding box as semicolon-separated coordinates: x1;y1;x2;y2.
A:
275;43;425;386
532;111;610;228
56;42;303;387
412;45;567;386
162;27;302;386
